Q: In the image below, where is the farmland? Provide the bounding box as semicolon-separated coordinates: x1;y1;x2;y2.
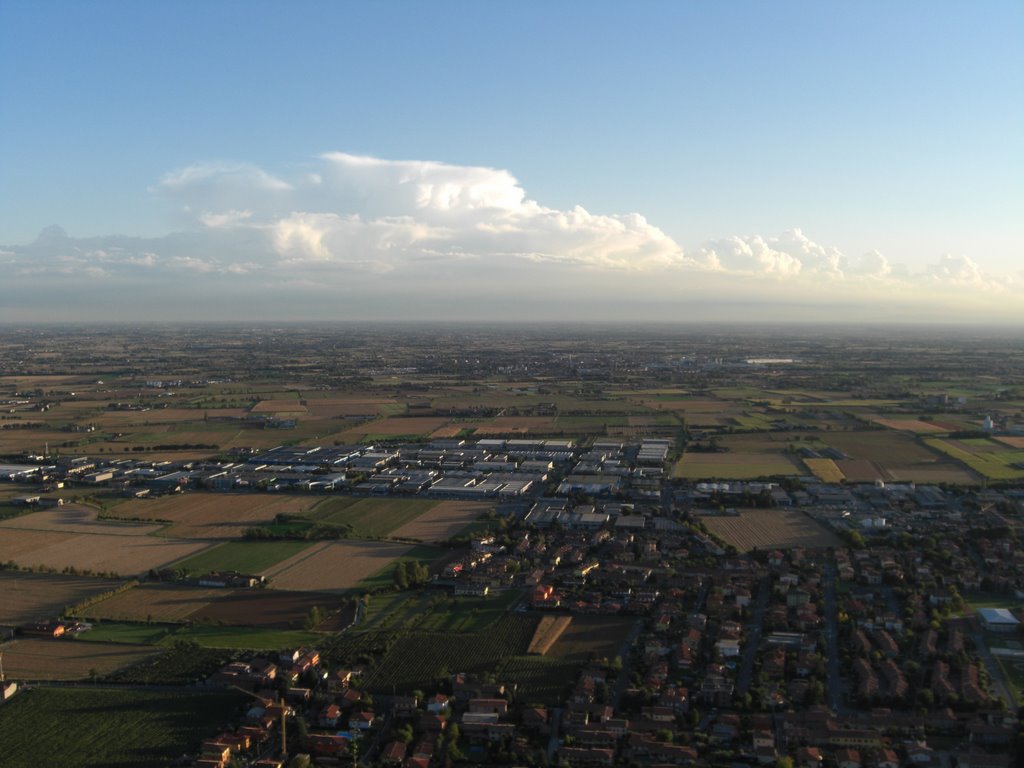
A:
0;528;212;576
309;496;440;537
672;452;801;480
170;539;314;577
0;503;163;536
702;508;843;551
0;572;124;625
527;615;573;655
924;437;1024;481
263;539;414;591
104;492;319;539
0;687;247;768
0;638;159;680
389;499;491;542
76;583;224;623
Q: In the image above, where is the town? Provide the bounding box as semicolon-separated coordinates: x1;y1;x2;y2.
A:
0;324;1021;768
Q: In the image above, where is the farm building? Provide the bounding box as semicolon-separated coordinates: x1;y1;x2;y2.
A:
978;607;1020;633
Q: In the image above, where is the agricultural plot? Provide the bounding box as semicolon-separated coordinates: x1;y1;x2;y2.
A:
390;500;491;542
0;638;159;680
171;539;314;576
474;416;556;434
527;615;573;655
702;508;842;551
672;452;801;480
0;572;123;625
924;437;1024;481
264;540;413;591
0;504;163;536
192;589;353;629
335;416;450;441
78;584;223;623
166;624;323;650
0;687;246;768
311;497;439;538
803;458;845;483
871;417;948;434
105;492;318;539
356;544;448;593
250;399;306;414
0;528;211;576
362;614;538;693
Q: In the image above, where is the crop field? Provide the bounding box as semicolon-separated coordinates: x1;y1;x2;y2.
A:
672;452;801;479
871;417;948;433
336;416;450;441
527;615;573;655
996;436;1024;449
165;624;324;649
474;416;557;434
0;528;211;576
362;614;538;693
171;539;314;576
0;638;159;680
0;687;247;768
105;492;318;539
924;437;1024;481
803;458;845;483
0;504;163;536
834;459;886;482
311;497;439;537
79;584;223;623
264;539;413;591
0;572;123;625
356;544;448;593
823;431;938;464
389;500;491;542
191;589;353;628
702;508;842;551
250;399;306;413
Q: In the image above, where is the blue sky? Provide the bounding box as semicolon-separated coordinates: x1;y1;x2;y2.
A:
1;1;1021;322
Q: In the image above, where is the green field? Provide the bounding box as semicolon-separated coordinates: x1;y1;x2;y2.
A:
356;544;448;592
309;497;438;537
0;687;246;768
171;540;313;576
924;437;1024;481
79;622;176;645
165;624;324;650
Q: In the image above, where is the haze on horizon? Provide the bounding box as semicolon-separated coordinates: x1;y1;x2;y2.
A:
1;2;1021;324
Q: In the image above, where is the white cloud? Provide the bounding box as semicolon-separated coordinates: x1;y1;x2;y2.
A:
0;152;1018;322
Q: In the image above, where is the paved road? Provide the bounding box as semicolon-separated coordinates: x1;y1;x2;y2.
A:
822;559;848;715
737;576;770;695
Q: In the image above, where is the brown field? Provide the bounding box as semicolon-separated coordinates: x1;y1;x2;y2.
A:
641;399;730;413
834;459;886;482
251;400;306;414
996;436;1024;449
192;589;354;629
264;540;411;591
0;572;124;625
389;500;490;542
884;465;979;484
430;423;475;438
339;416;449;439
871;418;947;434
80;584;223;622
105;493;317;539
0;504;164;536
672;452;802;479
0;638;159;680
527;615;573;655
306;401;394;418
702;508;842;551
0;528;212;576
474;416;556;434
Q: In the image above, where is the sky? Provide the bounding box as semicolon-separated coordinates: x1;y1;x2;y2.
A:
0;1;1021;324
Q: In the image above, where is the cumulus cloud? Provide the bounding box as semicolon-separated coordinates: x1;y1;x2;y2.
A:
0;151;1017;321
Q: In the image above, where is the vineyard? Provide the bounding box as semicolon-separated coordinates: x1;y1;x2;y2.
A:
0;687;247;768
526;615;573;655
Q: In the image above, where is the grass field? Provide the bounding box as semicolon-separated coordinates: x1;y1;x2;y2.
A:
924;437;1024;481
702;508;842;551
0;638;159;680
78;622;176;644
0;504;163;536
0;687;247;768
170;539;314;576
0;572;123;625
356;544;448;593
77;584;224;623
163;624;323;650
309;497;439;537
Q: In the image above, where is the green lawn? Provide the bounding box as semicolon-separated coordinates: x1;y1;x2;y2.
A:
79;622;176;645
171;540;313;576
164;624;323;650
